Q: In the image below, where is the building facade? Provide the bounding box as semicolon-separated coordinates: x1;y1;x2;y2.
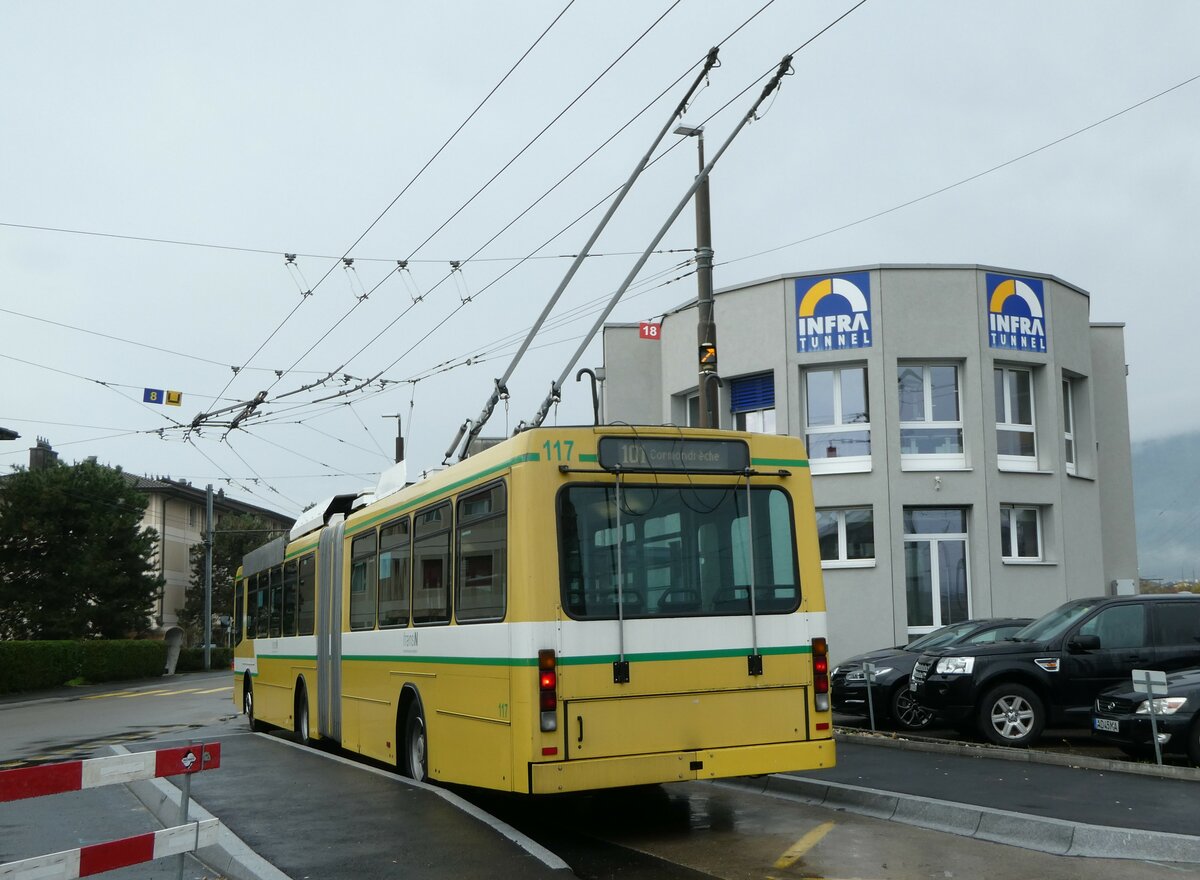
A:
16;439;293;642
129;474;294;639
601;265;1138;662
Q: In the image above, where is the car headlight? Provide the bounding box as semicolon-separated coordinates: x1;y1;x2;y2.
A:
1135;697;1188;715
845;666;893;682
935;656;975;675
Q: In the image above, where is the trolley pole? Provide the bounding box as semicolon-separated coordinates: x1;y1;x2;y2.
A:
675;124;719;428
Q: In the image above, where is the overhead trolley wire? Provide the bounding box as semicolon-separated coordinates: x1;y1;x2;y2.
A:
259;2;782;425
716;68;1200;270
272;2;695;411
194;1;578;420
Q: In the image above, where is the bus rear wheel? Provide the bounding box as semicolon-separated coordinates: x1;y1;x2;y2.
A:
402;702;428;782
295;686;312;745
244;677;265;732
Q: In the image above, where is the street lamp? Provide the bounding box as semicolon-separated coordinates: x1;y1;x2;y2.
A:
674;124;719;429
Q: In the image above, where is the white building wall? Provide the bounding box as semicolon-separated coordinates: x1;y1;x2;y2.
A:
601;265;1137;663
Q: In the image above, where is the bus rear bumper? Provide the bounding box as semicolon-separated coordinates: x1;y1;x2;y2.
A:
529;738;836;794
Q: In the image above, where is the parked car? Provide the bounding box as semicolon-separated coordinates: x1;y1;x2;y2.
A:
1091;666;1200;764
911;593;1200;747
832;618;1031;730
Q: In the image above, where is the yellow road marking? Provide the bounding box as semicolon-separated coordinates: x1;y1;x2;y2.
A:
83;691;136;700
116;689;173;698
773;821;835;869
196;686;233;694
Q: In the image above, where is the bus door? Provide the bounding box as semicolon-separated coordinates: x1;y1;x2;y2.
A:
317;516;345;741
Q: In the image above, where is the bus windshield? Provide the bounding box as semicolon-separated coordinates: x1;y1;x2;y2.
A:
558;483;800;619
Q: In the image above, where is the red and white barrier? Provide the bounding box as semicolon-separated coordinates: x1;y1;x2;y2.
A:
0;819;219;880
0;744;223;879
0;743;220;803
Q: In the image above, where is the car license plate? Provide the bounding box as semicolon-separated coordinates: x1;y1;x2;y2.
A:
1093;717;1120;733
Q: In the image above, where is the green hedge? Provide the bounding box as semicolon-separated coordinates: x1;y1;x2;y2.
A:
0;640;167;694
175;647;232;672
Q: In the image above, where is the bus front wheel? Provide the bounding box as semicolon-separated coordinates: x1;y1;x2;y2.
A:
402;702;428;782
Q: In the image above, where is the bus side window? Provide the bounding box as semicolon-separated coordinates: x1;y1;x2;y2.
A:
413;501;451;626
250;573;264;638
350;531;379;631
233;578;245;644
297;554;316;636
456;482;506;622
282;560;298;637
269;565;283;638
379;517;411;628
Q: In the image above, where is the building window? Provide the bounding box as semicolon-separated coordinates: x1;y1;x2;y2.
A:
816;508;875;567
188;505;198;528
805;365;870;473
1062;379;1076;475
903;507;970;633
1000;505;1042;561
686;394;700;428
898;364;964;469
995;367;1036;470
730;373;775;433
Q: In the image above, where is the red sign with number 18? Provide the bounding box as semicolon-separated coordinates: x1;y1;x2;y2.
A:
639;322;661;340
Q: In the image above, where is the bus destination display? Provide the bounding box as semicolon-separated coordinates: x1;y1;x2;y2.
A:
597;437;749;473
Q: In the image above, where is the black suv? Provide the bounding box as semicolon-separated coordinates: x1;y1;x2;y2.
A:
911;594;1200;747
832;618;1030;730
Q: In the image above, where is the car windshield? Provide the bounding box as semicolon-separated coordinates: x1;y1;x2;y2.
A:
1012;599;1104;642
906;621;981;652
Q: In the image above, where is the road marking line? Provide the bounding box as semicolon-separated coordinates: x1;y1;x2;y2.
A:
196;686;233;694
774;821;835;869
83;691;136;700
116;690;173;698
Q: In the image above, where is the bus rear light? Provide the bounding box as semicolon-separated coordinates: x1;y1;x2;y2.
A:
542;746;558;756
538;649;558;732
812;638;830;711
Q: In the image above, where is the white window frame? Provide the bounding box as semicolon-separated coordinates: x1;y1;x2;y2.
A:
898;363;966;471
1062;378;1076;476
686;393;700;428
903;508;971;634
1000;505;1043;561
995;366;1037;472
804;365;871;475
816;507;875;569
735;408;776;434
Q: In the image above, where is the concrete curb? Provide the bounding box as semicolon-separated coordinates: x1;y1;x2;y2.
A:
717;772;1200;864
114;745;293;880
834;727;1200;782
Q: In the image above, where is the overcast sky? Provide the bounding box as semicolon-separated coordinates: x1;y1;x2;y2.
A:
2;2;1197;519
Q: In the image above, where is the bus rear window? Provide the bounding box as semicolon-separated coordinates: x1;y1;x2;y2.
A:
558;484;800;619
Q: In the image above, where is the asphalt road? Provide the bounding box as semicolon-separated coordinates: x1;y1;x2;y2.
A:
3;674;1199;880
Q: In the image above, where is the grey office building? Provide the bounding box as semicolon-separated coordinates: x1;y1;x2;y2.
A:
601;264;1138;662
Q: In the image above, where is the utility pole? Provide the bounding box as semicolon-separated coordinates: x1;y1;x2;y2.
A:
203;484;213;671
675;124;719;428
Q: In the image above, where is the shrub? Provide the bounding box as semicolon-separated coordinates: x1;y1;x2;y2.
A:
0;640;166;693
0;641;79;693
175;647;233;672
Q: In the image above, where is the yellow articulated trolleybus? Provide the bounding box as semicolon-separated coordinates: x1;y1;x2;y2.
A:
232;425;835;793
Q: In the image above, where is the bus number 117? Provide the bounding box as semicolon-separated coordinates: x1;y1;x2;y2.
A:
542;439;574;462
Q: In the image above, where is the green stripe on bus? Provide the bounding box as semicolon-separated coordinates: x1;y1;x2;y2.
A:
324;644;811;667
751;457;809;467
579;453;598;462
